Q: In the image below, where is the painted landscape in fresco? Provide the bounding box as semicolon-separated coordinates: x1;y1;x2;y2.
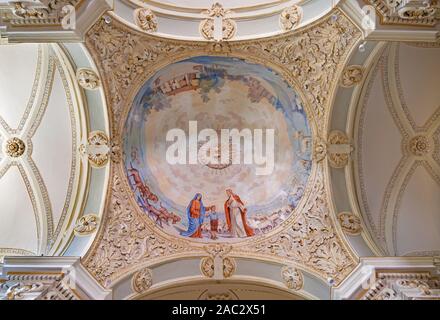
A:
123;56;312;242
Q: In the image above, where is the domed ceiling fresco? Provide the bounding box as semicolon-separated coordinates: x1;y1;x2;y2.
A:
123;56;312;242
1;0;440;301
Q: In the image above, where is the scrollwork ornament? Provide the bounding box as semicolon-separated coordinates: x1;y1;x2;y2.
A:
337;212;362;235
279;5;303;31
74;214;100;236
132;267;153;293
340;65;364;88
76;68;100;90
281;266;303;290
134;8;158;33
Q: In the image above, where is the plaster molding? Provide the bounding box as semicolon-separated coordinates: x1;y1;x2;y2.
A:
332;256;440;300
351;40;440;256
82;10;361;287
0;0;113;42
0;256;112;300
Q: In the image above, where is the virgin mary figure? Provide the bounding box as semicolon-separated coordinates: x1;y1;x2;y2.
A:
180;193;206;238
224;189;254;238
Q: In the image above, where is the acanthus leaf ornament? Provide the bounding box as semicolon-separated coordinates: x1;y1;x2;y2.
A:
132;267;153;293
134;8;158;33
279;5;303;31
76;68;100;90
281;266;303;290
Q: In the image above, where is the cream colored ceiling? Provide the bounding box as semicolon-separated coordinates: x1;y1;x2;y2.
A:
0;0;439;301
0;43;81;258
0;41;111;261
355;42;440;257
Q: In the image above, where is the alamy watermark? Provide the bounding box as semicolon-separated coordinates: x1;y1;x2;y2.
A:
166;121;275;176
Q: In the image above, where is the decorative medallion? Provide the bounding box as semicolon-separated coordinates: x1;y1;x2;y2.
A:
327;130;353;168
124;56;312;243
199;3;236;41
74;214;100;236
132;267;153;293
76;68;100;90
337;212;362;235
5;137;25;158
79;131;110;168
281;266;303;291
340;65;364;88
223;257;236;278
134;8;158;33
279;5;303;31
200;257;215;278
408;135;430;157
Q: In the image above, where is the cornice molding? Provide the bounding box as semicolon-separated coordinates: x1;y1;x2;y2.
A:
332;256;440;299
0;0;113;42
1;256;112;300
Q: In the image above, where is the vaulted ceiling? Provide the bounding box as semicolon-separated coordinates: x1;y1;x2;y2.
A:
0;0;439;300
355;42;440;257
0;41;109;261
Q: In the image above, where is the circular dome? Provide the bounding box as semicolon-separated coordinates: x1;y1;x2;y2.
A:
123;56;312;242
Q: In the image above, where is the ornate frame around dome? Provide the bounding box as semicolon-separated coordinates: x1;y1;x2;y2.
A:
118;54;318;248
83;9;361;287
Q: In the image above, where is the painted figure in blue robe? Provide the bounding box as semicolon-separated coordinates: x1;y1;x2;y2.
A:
180;193;209;238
